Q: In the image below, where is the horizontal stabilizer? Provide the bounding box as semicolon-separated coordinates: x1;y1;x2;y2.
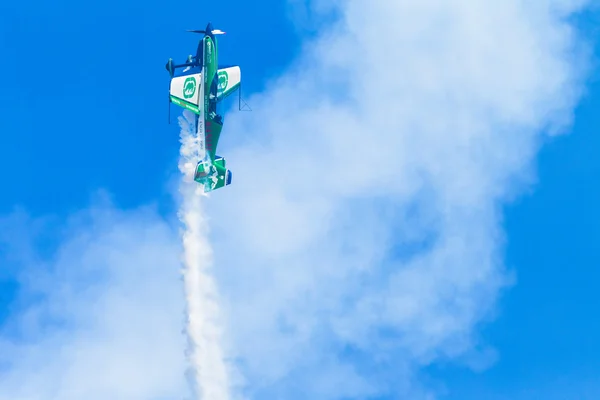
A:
194;158;232;192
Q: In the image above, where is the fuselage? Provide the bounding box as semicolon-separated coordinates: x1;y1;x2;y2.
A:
192;26;224;188
201;31;219;160
166;22;235;192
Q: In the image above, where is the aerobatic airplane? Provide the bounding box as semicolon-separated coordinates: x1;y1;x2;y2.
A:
165;22;242;192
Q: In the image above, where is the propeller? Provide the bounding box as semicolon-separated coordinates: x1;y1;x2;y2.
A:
186;29;226;35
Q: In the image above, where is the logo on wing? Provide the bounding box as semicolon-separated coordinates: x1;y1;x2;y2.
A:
217;71;229;97
183;77;197;99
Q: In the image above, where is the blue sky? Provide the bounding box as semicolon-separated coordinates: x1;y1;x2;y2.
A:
422;11;600;397
1;1;600;399
0;0;300;217
426;74;600;399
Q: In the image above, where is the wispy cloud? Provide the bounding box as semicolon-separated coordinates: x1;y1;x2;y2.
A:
0;0;593;399
0;203;189;400
208;0;592;398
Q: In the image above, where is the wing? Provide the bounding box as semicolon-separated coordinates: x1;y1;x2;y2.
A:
216;66;241;100
169;72;202;114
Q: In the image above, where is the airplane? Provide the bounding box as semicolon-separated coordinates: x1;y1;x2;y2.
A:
165;22;246;192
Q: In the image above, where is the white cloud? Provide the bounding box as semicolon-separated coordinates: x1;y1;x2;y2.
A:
0;203;190;400
208;0;592;398
0;0;594;399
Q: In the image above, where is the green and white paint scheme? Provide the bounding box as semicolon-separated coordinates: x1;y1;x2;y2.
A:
166;22;242;192
169;73;202;113
216;67;241;99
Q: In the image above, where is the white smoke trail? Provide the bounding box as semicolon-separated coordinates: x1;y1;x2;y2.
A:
177;110;230;400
